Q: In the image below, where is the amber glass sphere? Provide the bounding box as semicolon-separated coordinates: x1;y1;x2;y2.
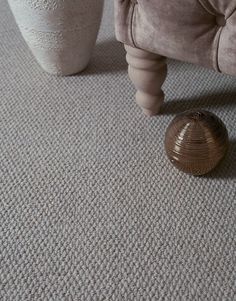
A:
165;110;229;176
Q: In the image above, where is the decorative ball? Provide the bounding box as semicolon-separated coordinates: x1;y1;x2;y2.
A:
164;110;229;176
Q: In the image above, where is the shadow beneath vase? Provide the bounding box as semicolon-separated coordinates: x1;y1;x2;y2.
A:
80;38;127;75
163;91;236;115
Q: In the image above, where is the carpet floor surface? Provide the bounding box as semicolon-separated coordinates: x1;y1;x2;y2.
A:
0;1;236;300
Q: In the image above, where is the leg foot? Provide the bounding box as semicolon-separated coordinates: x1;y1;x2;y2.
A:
125;44;167;116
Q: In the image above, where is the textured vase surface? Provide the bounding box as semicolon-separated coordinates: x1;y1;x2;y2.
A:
8;0;104;75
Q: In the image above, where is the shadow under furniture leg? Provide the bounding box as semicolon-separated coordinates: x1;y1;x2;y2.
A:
125;44;167;116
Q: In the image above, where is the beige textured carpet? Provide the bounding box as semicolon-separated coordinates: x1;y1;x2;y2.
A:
0;0;236;300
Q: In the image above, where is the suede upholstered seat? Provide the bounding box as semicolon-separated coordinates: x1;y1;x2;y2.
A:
114;0;236;115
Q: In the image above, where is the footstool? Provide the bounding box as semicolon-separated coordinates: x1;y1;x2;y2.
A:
114;0;236;116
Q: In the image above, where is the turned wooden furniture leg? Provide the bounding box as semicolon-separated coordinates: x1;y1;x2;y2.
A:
125;44;167;116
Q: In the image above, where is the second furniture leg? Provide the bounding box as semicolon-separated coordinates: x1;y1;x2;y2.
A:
125;44;167;116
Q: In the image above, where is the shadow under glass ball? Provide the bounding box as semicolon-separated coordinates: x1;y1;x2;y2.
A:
164;110;229;176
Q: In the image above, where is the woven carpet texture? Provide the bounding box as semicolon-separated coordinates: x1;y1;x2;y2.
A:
0;0;236;300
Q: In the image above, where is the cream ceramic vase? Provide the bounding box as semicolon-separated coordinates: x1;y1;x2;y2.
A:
8;0;104;75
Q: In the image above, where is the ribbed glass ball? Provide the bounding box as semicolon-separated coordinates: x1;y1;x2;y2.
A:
165;110;229;176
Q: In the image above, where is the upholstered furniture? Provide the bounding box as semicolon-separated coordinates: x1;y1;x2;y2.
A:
114;0;236;116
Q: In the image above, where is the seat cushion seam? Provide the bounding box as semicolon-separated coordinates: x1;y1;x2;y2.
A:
227;6;236;20
130;2;137;48
215;27;224;72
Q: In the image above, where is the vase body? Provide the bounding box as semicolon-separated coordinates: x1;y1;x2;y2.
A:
8;0;104;75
